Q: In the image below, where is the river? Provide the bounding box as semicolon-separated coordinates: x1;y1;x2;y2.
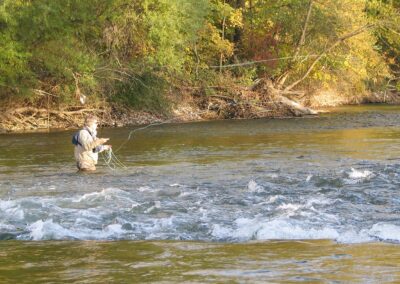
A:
1;105;400;282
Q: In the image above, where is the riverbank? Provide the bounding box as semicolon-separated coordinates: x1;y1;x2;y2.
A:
0;95;294;133
1;89;399;133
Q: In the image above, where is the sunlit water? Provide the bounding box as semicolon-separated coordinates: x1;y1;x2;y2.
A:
1;105;400;282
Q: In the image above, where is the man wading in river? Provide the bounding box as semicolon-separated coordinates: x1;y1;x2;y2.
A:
73;115;111;171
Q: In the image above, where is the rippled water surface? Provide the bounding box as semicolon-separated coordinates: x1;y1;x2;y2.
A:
1;105;400;282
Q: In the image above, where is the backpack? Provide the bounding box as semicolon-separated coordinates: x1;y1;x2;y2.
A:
72;131;82;147
72;129;97;151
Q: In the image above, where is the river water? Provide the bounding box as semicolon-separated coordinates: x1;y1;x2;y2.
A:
1;105;400;282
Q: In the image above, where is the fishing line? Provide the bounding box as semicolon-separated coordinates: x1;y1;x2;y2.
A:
101;151;115;170
103;110;210;170
100;120;172;171
114;120;173;153
109;150;127;168
101;148;127;170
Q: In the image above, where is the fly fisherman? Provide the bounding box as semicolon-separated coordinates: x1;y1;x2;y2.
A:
73;115;111;171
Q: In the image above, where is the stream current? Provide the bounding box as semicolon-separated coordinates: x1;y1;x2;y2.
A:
1;105;400;243
2;105;400;282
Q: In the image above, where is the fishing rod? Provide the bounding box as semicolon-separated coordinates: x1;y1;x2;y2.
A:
102;110;210;170
114;120;173;154
101;119;175;170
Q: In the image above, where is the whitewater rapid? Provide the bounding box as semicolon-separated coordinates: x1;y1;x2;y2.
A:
1;165;400;243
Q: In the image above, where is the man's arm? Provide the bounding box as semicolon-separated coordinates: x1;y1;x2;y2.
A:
94;144;111;153
78;131;108;151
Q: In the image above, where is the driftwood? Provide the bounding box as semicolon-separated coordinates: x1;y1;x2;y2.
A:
209;95;237;103
0;107;106;132
263;79;317;116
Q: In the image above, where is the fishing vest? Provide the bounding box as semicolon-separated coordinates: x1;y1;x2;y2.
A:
72;129;95;148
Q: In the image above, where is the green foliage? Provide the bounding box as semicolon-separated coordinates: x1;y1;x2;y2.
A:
0;0;399;110
368;0;400;88
0;1;33;97
112;71;169;113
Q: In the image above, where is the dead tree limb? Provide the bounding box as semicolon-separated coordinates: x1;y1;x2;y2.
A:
277;0;314;88
284;24;375;92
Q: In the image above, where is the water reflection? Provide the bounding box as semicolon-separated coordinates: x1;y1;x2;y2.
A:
0;240;400;283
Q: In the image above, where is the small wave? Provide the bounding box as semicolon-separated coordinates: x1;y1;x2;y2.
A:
144;201;161;213
136;186;157;192
305;197;333;207
247;180;264;193
25;219;128;241
0;223;16;231
212;218;340;241
368;223;400;242
0;200;25;220
277;203;304;217
344;168;374;184
266;195;285;203
256;220;339;240
73;188;130;202
348;168;373;179
212;217;400;243
71;188;140;209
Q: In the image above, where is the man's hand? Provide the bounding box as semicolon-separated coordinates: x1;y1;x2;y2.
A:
103;145;112;151
98;138;110;144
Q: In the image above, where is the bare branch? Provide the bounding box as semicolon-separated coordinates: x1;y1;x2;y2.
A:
284;24;375;92
277;0;313;88
294;0;314;59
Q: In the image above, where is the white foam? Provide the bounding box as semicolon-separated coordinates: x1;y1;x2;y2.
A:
0;223;16;231
73;188;129;203
368;223;400;242
277;203;305;217
0;200;24;220
28;219;71;240
336;229;372;243
256;219;339;240
213;217;400;243
348;168;373;179
277;203;303;211
136;186;154;192
25;219;129;241
266;195;284;203
104;223;125;235
144;201;161;213
267;173;279;179
247;180;264;193
211;224;234;240
71;188;139;210
345;168;374;184
143;217;177;239
305;197;332;207
212;217;340;241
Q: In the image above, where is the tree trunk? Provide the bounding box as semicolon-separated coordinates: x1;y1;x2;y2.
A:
233;0;245;44
277;0;313;88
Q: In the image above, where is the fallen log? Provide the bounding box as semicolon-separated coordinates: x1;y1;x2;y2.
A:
276;95;317;116
263;79;318;116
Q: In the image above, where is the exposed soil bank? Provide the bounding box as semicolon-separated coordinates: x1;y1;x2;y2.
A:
1;90;399;133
